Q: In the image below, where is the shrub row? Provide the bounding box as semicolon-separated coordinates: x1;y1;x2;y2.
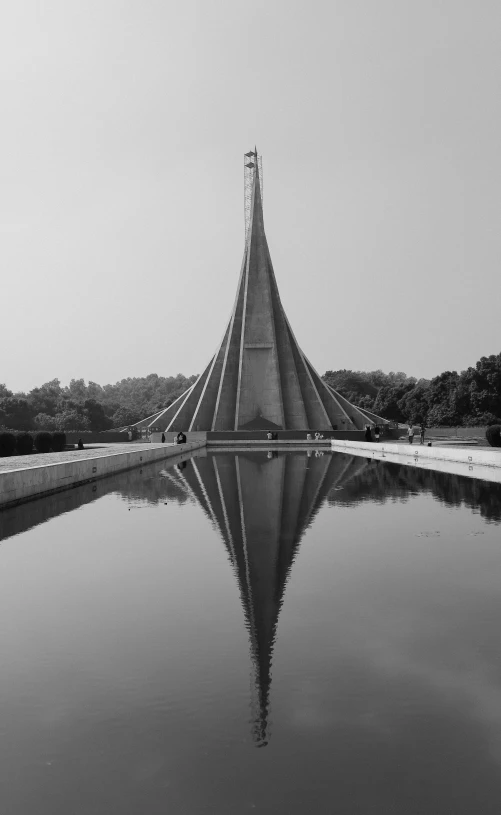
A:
486;425;501;448
0;431;67;457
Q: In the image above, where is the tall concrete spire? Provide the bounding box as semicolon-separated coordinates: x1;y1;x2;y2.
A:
149;152;372;433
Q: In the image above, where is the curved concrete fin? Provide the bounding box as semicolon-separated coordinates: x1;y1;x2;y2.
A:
267;248;308;429
355;405;391;425
189;320;232;431
165;357;213;432
303;358;357;430
132;406;169;430
312;373;369;430
146;385;195;432
212;253;248;430
284;321;332;428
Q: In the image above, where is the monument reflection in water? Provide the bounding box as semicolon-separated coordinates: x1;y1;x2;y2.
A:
161;449;368;747
153;448;501;748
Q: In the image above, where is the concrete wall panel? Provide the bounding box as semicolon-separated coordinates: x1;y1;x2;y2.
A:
0;442;205;509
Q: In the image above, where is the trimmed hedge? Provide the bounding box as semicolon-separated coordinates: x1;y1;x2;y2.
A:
34;431;52;453
486;425;501;448
51;431;66;452
16;432;34;455
0;432;16;457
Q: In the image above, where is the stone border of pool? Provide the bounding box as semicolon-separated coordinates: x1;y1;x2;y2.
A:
0;442;205;509
330;439;501;483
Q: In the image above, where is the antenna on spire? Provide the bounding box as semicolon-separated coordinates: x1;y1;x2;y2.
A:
244;149;263;237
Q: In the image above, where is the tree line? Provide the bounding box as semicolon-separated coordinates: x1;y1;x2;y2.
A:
1;351;499;431
0;374;196;432
324;352;501;426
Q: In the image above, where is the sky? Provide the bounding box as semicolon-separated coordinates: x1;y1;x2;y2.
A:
2;0;500;393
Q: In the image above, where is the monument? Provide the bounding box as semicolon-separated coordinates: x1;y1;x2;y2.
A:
137;151;385;435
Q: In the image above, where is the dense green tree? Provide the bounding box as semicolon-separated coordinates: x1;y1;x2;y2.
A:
65;378;88;402
372;382;415;422
33;413;58;430
323;369;379;407
397;381;430;423
425;371;461;426
28;379;63;416
83;399;113;431
112;406;143;428
55;410;90;431
0;397;34;430
323;369;417;412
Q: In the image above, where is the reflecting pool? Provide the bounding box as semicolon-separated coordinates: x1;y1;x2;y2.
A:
1;450;501;814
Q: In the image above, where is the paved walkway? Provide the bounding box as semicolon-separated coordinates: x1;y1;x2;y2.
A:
0;443;174;473
388;438;490;449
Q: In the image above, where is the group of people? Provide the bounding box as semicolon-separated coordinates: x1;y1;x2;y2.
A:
407;423;426;445
364;424;382;442
160;431;186;444
364;422;426;445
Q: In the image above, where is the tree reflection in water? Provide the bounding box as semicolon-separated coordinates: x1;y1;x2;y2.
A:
328;458;501;524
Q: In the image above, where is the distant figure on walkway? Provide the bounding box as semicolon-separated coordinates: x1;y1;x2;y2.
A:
161;433;165;444
374;424;380;442
407;423;415;444
420;423;425;445
306;433;312;440
176;431;187;444
77;438;84;450
364;425;372;442
266;431;273;440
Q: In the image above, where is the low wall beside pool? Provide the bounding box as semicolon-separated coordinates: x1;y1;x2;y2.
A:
331;439;501;483
0;442;205;509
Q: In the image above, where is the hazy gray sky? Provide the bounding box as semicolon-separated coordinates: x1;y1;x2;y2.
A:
2;0;500;392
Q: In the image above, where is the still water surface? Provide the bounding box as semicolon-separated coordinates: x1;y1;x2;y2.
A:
1;450;501;814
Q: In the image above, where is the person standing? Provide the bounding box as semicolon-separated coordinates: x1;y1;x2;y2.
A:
161;433;165;444
420;423;425;445
365;425;372;442
374;424;380;442
407;423;414;444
